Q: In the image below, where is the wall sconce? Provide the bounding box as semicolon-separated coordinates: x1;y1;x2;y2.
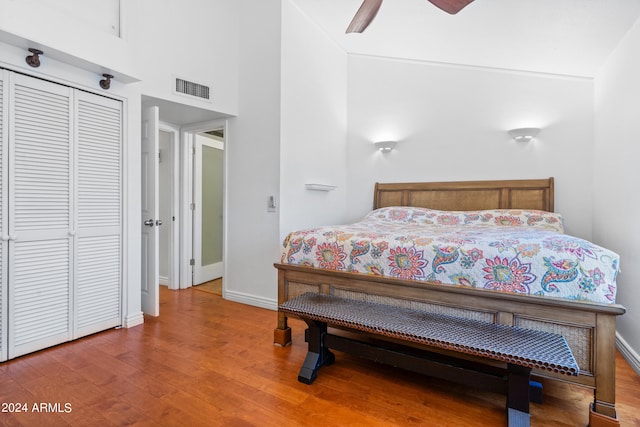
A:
374;141;397;152
508;128;540;143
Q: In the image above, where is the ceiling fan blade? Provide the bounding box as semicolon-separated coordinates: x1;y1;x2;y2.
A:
346;0;383;33
427;0;475;14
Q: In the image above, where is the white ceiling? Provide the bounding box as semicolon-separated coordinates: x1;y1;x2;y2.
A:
290;0;640;77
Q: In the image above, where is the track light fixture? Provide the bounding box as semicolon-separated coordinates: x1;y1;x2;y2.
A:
25;48;43;68
100;74;113;90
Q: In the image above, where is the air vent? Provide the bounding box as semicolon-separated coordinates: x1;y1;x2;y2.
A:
175;78;210;100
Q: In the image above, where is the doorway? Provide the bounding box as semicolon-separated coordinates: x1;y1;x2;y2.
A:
158;124;180;290
140;95;228;316
178;119;227;295
192;129;224;286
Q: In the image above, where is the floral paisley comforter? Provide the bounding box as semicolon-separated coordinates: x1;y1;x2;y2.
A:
280;207;619;304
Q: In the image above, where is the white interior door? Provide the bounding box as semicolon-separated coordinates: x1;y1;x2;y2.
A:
8;74;74;359
74;90;122;337
141;106;159;315
193;133;223;285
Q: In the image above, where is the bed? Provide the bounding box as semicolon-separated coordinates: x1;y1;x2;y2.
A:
274;178;625;426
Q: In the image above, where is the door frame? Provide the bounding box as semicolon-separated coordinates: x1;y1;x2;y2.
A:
193;135;224;284
158;122;180;290
179;119;228;291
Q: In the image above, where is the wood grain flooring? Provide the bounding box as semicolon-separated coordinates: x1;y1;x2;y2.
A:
193;278;222;296
0;287;638;426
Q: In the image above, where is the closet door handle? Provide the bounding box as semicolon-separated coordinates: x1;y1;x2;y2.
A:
155;219;163;227
144;219;154;227
1;235;9;241
9;235;17;241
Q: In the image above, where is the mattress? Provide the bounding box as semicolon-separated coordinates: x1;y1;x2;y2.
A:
280;207;619;304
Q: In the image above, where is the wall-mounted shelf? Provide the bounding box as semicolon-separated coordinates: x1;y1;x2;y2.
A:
305;183;336;192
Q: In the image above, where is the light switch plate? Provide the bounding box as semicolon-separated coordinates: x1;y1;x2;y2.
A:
267;195;277;213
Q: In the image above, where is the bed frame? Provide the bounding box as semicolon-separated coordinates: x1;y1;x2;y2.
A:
274;178;625;426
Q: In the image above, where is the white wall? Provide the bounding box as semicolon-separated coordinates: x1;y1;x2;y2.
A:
127;0;239;116
594;17;640;369
280;1;348;237
0;0;138;82
346;56;595;240
224;0;282;308
30;0;121;36
222;0;348;309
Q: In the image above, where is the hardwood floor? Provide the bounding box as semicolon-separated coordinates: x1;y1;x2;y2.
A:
1;287;638;426
192;278;222;296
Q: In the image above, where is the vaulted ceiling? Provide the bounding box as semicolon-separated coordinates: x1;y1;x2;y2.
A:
291;0;640;77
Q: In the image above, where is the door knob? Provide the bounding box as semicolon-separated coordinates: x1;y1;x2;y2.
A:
155;219;163;226
144;219;154;227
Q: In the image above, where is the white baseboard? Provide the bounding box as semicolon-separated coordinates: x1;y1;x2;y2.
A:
123;311;145;328
159;276;169;286
223;290;277;311
616;332;640;375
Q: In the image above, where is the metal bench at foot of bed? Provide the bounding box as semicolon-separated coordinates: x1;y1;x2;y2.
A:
279;293;580;427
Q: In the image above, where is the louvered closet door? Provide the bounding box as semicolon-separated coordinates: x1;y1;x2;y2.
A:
8;74;74;359
0;70;8;362
74;91;122;337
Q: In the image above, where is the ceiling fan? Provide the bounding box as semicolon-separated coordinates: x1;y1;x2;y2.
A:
346;0;475;33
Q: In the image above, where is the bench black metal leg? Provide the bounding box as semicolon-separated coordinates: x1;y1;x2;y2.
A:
507;364;532;427
298;319;335;384
529;380;543;404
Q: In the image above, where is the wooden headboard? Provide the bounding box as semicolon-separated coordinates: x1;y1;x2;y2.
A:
374;178;554;212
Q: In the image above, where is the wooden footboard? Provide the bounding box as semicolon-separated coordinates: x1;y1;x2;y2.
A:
274;263;625;424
